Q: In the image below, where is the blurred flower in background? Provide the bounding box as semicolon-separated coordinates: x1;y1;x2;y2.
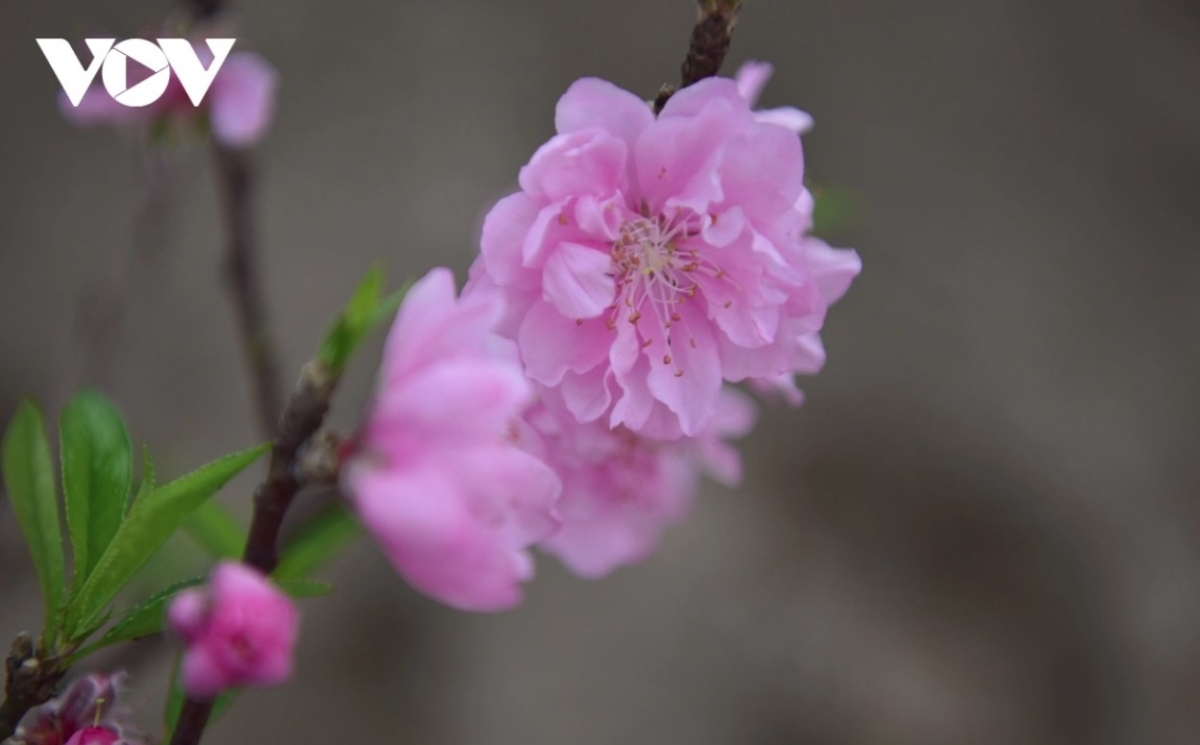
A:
56;29;277;148
533;386;757;577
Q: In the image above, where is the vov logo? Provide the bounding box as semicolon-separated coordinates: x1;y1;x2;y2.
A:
37;38;236;108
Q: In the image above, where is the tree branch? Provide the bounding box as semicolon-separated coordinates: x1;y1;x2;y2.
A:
0;634;66;740
214;146;285;438
169;361;339;745
653;0;745;114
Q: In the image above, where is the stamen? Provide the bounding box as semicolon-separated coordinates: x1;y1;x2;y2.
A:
606;208;739;373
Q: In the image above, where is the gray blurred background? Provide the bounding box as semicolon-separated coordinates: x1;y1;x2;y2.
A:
3;0;1200;743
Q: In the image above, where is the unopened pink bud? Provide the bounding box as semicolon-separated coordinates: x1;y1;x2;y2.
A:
167;562;299;698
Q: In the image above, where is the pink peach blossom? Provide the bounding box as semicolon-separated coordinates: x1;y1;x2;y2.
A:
15;673;138;745
469;65;859;439
532;387;757;578
344;268;561;612
167;562;298;698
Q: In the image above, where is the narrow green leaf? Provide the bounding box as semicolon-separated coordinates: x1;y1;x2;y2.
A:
316;265;406;376
164;653;185;734
183;501;246;559
60;391;133;593
67;443;269;637
274;505;361;579
367;285;408;329
346;263;383;325
132;445;155;509
273;577;334;598
69;576;205;662
2;400;67;635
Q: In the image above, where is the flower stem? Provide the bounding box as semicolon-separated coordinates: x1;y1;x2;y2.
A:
169;361;339;745
654;0;745;114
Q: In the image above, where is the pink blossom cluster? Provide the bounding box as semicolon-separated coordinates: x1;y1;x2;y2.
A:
345;62;859;611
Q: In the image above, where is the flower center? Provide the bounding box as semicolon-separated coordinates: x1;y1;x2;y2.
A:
604;211;730;377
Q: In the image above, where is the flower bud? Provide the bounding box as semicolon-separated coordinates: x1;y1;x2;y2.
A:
168;562;299;698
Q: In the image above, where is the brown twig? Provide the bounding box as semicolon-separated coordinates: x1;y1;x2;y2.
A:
214;145;285;438
653;0;745;114
241;362;337;573
168;3;290;742
169;361;339;745
0;634;66;740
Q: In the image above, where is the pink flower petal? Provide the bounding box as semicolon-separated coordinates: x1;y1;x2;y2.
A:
519;129;627;202
806;239;863;305
756;106;814;134
734;60;774;107
555;77;654;149
209;52;278;148
518;299;610;385
480;193;542;288
542;241;615;319
642;302;722;437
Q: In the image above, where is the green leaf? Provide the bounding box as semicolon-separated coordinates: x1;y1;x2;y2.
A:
164;653;184;733
273;577;334;598
316;265;406;376
69;576;205;662
2;400;67;637
66;442;269;638
274;505;361;579
810;184;857;237
132;445;155;508
183;501;246;560
60;391;133;594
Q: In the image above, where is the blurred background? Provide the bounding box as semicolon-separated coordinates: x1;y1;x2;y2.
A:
3;0;1200;743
